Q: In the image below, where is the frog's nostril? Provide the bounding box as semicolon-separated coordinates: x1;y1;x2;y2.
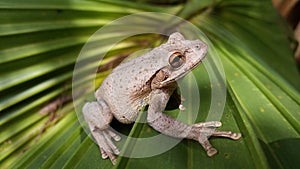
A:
195;44;204;50
197;43;208;50
194;40;207;50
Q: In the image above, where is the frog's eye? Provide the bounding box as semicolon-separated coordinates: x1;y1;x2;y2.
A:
169;52;185;68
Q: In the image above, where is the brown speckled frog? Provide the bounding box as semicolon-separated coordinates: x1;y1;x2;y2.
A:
82;32;241;164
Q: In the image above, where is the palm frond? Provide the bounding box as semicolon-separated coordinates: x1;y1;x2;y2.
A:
0;0;299;169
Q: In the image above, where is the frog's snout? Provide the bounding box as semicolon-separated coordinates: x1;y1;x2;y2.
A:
194;40;208;51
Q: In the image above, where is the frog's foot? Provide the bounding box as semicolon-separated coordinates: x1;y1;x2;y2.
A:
192;121;241;156
92;128;121;165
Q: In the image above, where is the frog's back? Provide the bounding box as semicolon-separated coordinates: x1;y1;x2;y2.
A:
95;48;167;123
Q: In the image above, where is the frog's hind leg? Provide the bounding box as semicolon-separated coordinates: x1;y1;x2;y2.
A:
82;101;121;165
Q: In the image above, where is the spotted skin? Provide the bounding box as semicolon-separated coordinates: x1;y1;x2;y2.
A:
82;32;241;165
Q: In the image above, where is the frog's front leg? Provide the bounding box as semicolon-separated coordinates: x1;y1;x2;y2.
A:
82;100;121;165
147;89;241;156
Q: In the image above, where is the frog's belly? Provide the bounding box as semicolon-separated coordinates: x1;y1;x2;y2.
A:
113;109;138;124
98;75;150;124
110;97;148;124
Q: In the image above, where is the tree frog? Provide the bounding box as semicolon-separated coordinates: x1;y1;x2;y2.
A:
82;32;241;164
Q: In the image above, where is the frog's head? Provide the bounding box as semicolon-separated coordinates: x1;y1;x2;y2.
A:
159;32;208;86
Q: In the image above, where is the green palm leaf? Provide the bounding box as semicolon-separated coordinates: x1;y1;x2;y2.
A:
1;0;299;169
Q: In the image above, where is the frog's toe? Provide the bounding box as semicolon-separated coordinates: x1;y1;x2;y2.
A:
100;147;117;165
231;132;242;140
103;131;120;154
194;121;222;128
212;130;242;140
207;147;218;157
91;129;120;165
179;104;186;110
197;134;218;157
100;147;109;159
107;129;121;141
105;150;117;165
